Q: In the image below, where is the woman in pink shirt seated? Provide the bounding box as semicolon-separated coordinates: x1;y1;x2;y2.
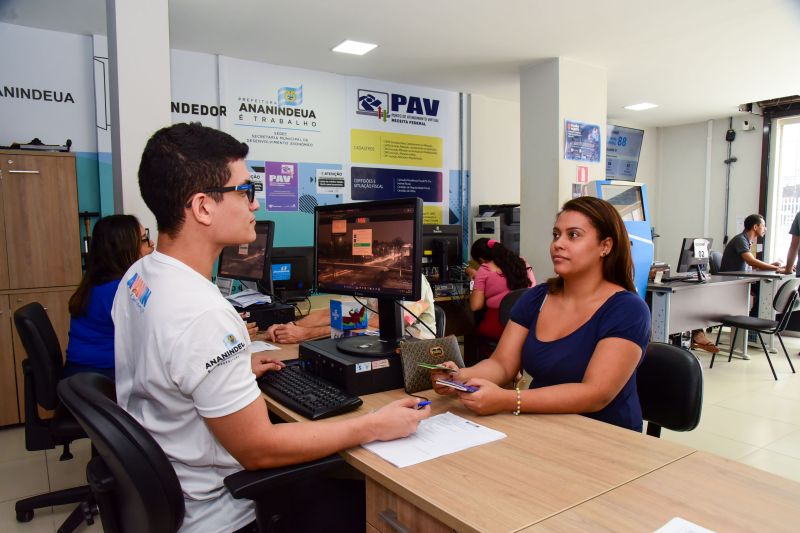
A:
466;238;535;340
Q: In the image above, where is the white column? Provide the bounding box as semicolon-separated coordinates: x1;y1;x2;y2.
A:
520;58;607;280
106;0;171;233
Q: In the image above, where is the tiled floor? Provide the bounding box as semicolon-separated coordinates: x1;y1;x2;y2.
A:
2;330;800;532
661;331;800;483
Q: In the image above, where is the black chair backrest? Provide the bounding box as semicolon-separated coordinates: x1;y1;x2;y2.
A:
637;342;703;436
499;288;528;327
773;279;800;332
433;305;446;337
14;302;64;410
709;251;722;274
57;373;185;533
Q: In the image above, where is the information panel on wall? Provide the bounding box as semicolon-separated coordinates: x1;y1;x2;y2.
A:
605;125;644;181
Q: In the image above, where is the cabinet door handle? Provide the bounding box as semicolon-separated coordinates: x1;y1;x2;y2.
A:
378;510;410;533
8;170;40;174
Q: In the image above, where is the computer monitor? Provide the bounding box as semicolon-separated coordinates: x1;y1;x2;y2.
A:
677;237;714;282
217;221;275;293
315;197;423;356
270;246;314;302
422;224;462;283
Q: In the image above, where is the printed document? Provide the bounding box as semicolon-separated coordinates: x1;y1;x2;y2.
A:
362;412;506;468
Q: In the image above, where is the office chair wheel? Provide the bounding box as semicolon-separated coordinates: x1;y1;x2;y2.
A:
16;509;34;522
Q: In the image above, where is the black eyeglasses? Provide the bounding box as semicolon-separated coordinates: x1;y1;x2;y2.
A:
202;180;256;203
141;228;151;243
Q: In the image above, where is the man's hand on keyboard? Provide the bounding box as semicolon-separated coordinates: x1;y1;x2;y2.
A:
368;397;431;442
250;354;286;378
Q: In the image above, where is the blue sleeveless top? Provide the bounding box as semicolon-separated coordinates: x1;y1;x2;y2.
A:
509;284;651;431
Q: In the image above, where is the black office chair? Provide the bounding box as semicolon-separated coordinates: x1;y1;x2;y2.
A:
637;342;703;438
58;373;364;533
711;278;799;380
434;304;446;337
12;302;96;531
498;288;529;327
466;288;529;365
709;251;723;274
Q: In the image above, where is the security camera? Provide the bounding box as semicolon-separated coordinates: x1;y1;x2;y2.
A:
741;119;755;131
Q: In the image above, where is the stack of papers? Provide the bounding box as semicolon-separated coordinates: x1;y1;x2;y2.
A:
225;289;271;307
362;412;506;468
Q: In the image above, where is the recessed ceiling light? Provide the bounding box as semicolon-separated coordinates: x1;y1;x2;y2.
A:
332;40;378;56
624;102;659;111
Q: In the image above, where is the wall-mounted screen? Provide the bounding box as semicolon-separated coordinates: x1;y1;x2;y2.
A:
606;125;644;181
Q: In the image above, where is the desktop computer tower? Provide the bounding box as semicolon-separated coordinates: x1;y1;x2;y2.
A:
298;338;405;396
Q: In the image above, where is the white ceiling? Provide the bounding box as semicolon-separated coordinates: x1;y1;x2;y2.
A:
2;0;799;127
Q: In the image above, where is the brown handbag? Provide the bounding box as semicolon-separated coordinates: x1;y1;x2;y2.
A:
399;335;466;394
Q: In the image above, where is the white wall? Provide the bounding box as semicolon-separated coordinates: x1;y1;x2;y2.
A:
469;94;521;211
655;115;763;268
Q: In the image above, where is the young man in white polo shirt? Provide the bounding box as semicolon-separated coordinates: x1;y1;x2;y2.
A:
112;123;429;533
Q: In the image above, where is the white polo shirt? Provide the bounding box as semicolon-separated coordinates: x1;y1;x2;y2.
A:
113;251;261;532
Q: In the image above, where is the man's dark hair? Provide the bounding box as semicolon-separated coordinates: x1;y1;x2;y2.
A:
138;122;249;236
743;214;764;231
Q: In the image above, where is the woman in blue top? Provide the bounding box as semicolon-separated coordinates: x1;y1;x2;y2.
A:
64;214;154;379
432;196;650;431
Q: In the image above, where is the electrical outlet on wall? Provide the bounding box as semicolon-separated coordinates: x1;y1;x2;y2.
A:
740;119;755;131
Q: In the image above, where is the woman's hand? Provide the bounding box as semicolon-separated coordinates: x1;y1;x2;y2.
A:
458;378;514;415
430;362;469;395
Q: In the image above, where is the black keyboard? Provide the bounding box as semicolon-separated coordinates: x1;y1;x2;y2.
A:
258;360;363;420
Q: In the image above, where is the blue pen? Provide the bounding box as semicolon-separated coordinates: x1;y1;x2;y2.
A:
416;400;431;410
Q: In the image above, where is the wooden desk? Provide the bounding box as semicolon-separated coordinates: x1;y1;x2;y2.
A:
522;451;800;532
261;344;693;532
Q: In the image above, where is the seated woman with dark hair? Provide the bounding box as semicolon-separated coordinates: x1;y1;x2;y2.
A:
466;238;535;341
432;197;650;431
64;215;154;379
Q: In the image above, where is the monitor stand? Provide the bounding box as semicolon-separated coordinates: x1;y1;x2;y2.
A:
693;264;708;283
337;298;404;357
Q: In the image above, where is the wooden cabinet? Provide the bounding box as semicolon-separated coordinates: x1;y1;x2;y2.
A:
366;478;454;533
0;151;81;288
0;150;81;426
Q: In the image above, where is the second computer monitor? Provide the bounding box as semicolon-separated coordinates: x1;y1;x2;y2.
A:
677;237;713;280
422;224;462;283
217;220;275;291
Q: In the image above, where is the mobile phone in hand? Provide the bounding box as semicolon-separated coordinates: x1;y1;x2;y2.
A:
435;378;478;393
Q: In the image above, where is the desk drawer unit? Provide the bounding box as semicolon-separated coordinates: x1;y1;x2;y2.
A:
367;478;454;533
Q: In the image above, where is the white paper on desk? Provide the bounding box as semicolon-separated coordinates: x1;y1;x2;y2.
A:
225;289;271;307
361;412;506;468
654;517;716;533
249;340;279;352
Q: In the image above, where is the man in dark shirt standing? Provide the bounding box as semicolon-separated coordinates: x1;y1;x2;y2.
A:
720;214;783;272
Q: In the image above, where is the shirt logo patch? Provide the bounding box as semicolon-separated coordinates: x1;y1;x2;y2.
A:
126;272;152;310
223;333;239;349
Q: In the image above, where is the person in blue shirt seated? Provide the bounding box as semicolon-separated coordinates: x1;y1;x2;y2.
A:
64;214;154;379
431;196;651;431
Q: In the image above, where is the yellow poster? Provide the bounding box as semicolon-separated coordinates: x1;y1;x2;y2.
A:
423;206;442;225
351;129;443;168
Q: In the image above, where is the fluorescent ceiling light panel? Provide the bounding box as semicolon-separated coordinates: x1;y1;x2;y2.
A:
332;40;378;55
624;102;659;111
